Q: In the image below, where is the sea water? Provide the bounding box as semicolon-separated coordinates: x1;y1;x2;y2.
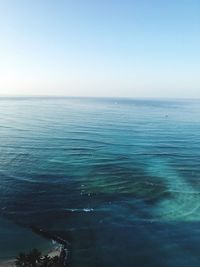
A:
0;97;200;267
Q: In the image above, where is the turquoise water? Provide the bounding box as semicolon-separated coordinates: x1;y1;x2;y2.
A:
0;97;200;266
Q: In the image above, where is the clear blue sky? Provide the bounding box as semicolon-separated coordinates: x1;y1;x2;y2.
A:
0;0;200;97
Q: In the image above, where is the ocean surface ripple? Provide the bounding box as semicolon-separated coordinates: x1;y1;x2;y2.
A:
0;97;200;267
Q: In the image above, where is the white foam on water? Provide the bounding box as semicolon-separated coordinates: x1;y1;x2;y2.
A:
64;208;94;212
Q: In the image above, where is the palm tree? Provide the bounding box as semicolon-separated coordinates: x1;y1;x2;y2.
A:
15;249;64;267
26;248;42;267
40;255;51;267
49;255;61;267
15;252;28;267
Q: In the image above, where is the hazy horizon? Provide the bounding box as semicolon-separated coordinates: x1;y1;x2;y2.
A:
0;95;200;101
0;0;200;98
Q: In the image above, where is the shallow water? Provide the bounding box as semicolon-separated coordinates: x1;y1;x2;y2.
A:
0;97;200;266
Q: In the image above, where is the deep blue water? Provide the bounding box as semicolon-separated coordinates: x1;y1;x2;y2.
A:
0;97;200;267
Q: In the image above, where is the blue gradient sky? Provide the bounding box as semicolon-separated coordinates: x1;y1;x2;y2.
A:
0;0;200;97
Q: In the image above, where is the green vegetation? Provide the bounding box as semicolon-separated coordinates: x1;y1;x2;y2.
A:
15;249;64;267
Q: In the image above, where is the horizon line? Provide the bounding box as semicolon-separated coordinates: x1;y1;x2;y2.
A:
0;95;199;100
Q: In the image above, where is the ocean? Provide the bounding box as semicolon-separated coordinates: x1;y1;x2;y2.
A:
0;97;200;267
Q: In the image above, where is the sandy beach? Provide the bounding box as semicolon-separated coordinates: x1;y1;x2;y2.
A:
0;259;15;267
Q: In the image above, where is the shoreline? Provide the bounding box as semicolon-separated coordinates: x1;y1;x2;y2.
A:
0;248;60;267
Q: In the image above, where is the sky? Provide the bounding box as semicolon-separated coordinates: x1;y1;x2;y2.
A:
0;0;200;98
